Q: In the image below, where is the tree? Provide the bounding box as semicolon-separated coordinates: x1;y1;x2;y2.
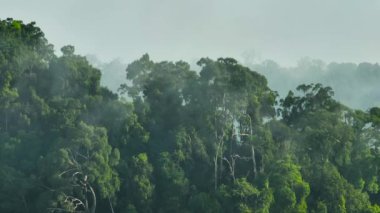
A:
268;157;310;213
40;122;120;213
119;153;154;212
155;152;189;212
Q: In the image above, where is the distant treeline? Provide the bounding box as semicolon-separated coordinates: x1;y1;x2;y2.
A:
92;55;380;111
1;18;380;213
250;58;380;110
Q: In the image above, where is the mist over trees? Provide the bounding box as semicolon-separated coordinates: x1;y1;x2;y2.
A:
1;18;380;213
92;56;380;111
85;55;126;95
249;58;380;110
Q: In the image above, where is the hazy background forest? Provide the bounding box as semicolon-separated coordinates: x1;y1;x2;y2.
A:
1;0;380;213
87;55;380;110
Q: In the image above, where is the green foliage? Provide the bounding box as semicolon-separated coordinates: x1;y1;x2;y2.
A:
156;152;190;212
188;192;221;213
123;153;154;212
1;18;380;213
269;158;310;213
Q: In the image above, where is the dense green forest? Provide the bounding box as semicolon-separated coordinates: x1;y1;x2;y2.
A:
1;18;380;213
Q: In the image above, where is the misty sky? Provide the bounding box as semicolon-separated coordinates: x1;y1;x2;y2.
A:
1;0;380;65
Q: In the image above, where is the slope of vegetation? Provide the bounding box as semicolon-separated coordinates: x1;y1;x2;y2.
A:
250;58;380;110
1;18;380;213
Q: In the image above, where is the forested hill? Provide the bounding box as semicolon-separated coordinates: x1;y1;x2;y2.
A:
249;59;380;110
88;56;380;112
1;18;380;213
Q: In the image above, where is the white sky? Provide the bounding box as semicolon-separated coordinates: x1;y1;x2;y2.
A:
1;0;380;65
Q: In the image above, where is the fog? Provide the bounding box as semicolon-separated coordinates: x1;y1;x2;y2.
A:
1;0;380;65
88;56;380;110
2;2;380;211
2;0;379;109
249;58;380;110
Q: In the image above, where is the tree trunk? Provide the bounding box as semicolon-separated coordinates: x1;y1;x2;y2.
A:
88;186;96;213
214;156;217;190
219;140;224;182
5;111;8;132
108;197;115;213
251;145;257;178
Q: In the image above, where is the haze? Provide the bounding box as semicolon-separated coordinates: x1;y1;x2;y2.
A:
2;0;380;65
2;4;380;212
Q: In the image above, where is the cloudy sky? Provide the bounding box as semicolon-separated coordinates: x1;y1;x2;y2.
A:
1;0;380;65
